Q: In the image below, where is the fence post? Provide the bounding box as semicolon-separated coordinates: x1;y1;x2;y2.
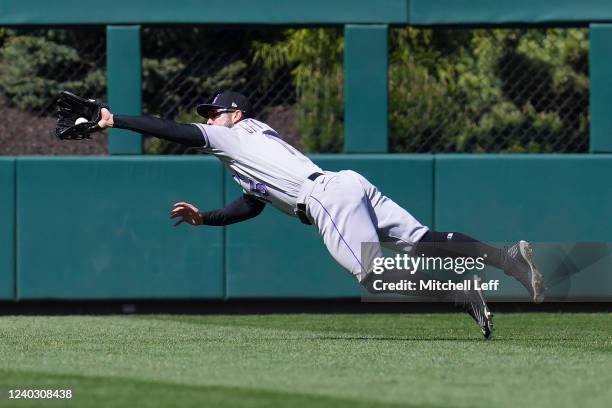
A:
590;23;612;153
0;158;15;300
343;24;389;153
106;25;143;155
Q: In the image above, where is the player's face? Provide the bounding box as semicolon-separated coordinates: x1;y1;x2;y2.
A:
207;110;234;127
207;109;239;128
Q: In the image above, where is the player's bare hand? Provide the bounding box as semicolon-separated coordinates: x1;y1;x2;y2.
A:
98;108;114;129
170;202;202;226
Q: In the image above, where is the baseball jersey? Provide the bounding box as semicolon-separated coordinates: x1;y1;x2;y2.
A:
193;119;323;216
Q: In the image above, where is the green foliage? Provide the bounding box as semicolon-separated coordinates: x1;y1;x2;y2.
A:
0;28;7;47
255;27;588;153
142;57;186;110
388;28;589;152
0;26;588;153
142;60;245;154
143;58;247;116
0;35;105;111
254;28;344;153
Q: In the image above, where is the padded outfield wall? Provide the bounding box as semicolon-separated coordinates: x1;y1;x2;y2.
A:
1;155;611;301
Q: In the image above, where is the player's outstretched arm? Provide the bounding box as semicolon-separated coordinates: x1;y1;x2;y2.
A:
170;195;265;227
98;108;205;147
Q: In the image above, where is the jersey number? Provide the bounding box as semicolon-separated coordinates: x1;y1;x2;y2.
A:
233;174;269;196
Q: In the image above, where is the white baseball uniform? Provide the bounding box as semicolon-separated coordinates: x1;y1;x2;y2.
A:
193;119;429;282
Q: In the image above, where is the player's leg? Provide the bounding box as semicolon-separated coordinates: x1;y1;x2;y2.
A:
416;231;544;303
306;172;471;299
350;170;544;303
341;170;428;252
306;172;384;283
308;171;493;339
306;171;445;290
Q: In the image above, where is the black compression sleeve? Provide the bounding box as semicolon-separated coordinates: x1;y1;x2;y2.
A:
113;115;205;147
416;230;506;270
199;194;265;226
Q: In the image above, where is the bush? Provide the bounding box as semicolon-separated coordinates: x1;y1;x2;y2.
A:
389;28;588;153
0;34;105;113
254;28;344;153
143;58;247;117
0;27;588;154
255;27;588;153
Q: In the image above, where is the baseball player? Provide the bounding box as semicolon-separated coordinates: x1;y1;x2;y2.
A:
59;90;545;340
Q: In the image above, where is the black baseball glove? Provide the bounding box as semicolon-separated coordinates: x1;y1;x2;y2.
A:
55;91;109;140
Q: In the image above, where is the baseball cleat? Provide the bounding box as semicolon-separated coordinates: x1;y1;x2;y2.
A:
456;275;494;340
506;240;545;303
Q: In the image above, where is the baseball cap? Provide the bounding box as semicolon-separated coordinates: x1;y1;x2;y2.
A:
197;91;252;118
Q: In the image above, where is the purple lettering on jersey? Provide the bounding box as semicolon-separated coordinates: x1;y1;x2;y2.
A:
232;173;269;196
255;182;269;195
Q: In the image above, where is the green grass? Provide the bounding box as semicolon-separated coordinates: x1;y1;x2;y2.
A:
0;313;610;407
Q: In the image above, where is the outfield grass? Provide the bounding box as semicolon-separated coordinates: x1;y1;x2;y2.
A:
0;313;610;408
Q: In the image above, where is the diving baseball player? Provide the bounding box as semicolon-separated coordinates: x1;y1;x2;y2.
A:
57;90;545;340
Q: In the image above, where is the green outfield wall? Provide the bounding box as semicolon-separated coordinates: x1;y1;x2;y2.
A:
409;0;612;25
2;0;612;24
435;155;612;242
435;155;612;301
1;155;611;301
0;0;410;25
15;157;224;300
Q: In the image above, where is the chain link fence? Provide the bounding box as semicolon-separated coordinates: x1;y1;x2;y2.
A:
142;27;296;155
0;26;589;155
141;26;343;155
144;26;588;155
389;28;589;153
0;27;108;155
